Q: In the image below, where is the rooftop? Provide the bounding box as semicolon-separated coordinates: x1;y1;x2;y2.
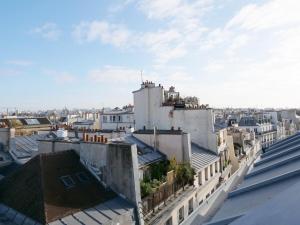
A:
10;134;47;162
133;129;184;135
123;135;166;167
0;150;116;224
206;132;300;225
191;143;219;172
0;117;51;128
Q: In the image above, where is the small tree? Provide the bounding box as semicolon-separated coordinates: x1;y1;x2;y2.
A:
176;163;195;189
168;157;177;172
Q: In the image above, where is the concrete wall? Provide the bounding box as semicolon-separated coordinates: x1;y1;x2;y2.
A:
133;132;191;162
38;140;80;154
106;144;141;206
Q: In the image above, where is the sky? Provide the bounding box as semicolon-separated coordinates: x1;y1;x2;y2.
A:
0;0;300;110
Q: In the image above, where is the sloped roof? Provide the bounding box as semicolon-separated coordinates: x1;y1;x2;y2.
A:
191;143;219;172
238;117;258;127
0;150;116;224
206;132;300;225
0;117;51;128
123;135;165;167
11;134;45;160
48;196;135;225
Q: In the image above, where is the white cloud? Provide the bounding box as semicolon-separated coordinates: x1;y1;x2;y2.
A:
87;65;193;88
225;34;250;56
6;60;33;66
31;22;61;41
136;0;213;63
226;0;300;31
73;0;213;64
44;70;76;84
108;0;134;13
138;0;213;25
0;69;21;77
88;66;142;83
72;21;131;47
141;29;187;63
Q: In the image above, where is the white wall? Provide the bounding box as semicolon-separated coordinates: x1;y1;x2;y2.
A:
133;132;191;163
133;85;218;151
100;113;134;131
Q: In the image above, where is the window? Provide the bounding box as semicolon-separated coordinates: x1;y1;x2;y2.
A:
178;206;184;224
103;116;107;122
76;172;89;183
25;118;40;125
165;217;173;225
188;198;193;215
60;175;75;188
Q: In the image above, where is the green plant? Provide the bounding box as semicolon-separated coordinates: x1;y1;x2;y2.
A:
150;179;161;188
150;161;168;181
140;180;153;198
176;163;195;187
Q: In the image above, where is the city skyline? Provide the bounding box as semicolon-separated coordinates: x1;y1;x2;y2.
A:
1;0;300;110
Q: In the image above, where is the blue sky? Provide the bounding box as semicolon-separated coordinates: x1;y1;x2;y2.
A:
0;0;299;110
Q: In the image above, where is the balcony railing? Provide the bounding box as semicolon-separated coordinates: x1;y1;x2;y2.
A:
141;180;192;217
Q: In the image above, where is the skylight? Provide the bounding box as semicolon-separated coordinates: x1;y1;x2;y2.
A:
60;175;75;188
76;172;89;183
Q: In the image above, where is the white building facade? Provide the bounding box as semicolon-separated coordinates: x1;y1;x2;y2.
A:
133;82;222;154
100;107;134;131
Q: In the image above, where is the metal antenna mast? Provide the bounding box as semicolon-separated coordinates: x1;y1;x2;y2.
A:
140;70;144;83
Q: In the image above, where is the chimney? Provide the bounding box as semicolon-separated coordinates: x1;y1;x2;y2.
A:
75;129;79;139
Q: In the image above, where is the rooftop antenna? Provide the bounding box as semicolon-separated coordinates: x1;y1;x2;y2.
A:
140;70;144;84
